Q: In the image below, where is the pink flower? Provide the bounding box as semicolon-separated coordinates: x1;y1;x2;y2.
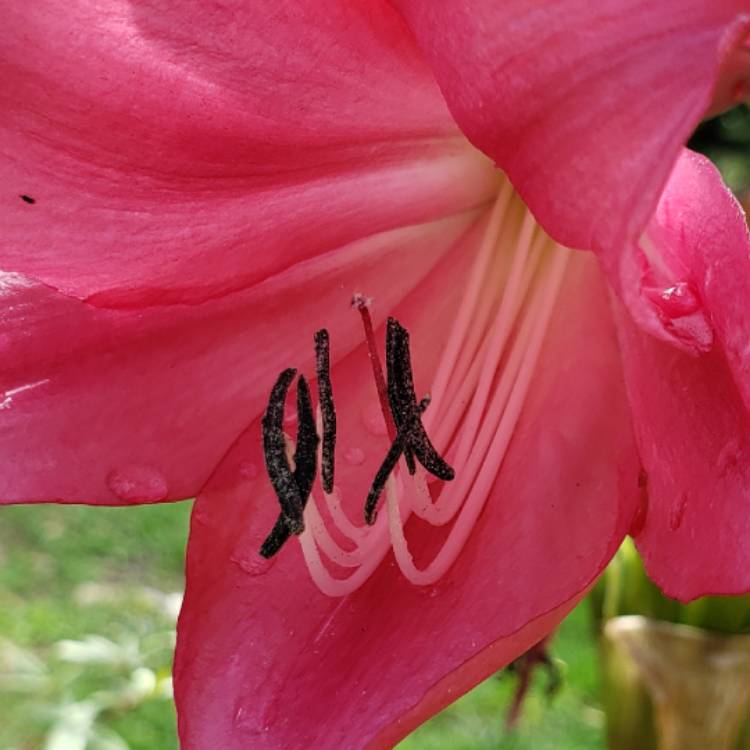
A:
2;2;750;748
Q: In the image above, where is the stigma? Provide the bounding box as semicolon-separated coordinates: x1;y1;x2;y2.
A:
258;179;570;596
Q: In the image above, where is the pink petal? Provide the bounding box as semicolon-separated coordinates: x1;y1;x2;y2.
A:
390;0;750;258
649;150;750;404
174;243;639;748
2;1;496;305
0;213;476;504
615;151;750;600
368;596;584;749
707;31;750;116
616;305;750;600
1;1;500;504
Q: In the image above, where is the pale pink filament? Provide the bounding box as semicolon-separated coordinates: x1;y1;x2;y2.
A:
428;232;544;455
295;412;392;595
429;181;514;409
294;183;571;596
387;248;569;584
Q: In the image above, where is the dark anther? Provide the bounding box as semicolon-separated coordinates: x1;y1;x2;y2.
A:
390;320;453;480
363;395;431;525
259;373;320;558
260;368;305;535
365;396;430;526
257;311;456;548
293;374;319;501
19;194;36;204
364;438;403;525
386;318;416;474
315;329;336;494
364;319;454;524
258;517;289;558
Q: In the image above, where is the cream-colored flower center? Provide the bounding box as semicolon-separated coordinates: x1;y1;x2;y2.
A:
295;179;571;596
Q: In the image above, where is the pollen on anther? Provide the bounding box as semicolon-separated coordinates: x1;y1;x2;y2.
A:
258;369;320;558
259;374;319;557
315;329;336;494
362;318;454;524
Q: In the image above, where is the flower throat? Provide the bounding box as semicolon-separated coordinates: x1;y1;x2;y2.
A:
258;307;455;559
256;181;570;596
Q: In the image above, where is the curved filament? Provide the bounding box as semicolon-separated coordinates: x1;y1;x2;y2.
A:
294;177;571;597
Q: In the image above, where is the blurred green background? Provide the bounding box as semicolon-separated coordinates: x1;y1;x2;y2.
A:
1;105;748;749
0;501;603;750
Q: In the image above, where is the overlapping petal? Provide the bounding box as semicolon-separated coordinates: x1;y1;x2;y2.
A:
0;211;479;505
2;1;499;303
616;150;750;600
649;151;750;405
0;1;498;504
3;0;749;742
391;0;750;262
174;235;640;749
617;306;750;601
4;0;746;512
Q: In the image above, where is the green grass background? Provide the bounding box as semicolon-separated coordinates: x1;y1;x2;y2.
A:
0;501;602;749
0;503;190;749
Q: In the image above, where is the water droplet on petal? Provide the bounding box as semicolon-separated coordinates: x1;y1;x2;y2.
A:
362;401;387;437
231;552;276;577
653;282;701;317
239;461;259;480
644;281;713;352
419;585;441;599
106;465;168;503
344;447;365;466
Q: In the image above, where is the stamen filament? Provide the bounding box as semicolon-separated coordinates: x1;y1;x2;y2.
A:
411;245;561;526
387;247;570;583
427;228;544;463
315;330;336;494
451;209;538;469
429;182;514;409
289;180;574;597
300;408;390;571
297;511;391;597
325;486;371;543
304;499;370;568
